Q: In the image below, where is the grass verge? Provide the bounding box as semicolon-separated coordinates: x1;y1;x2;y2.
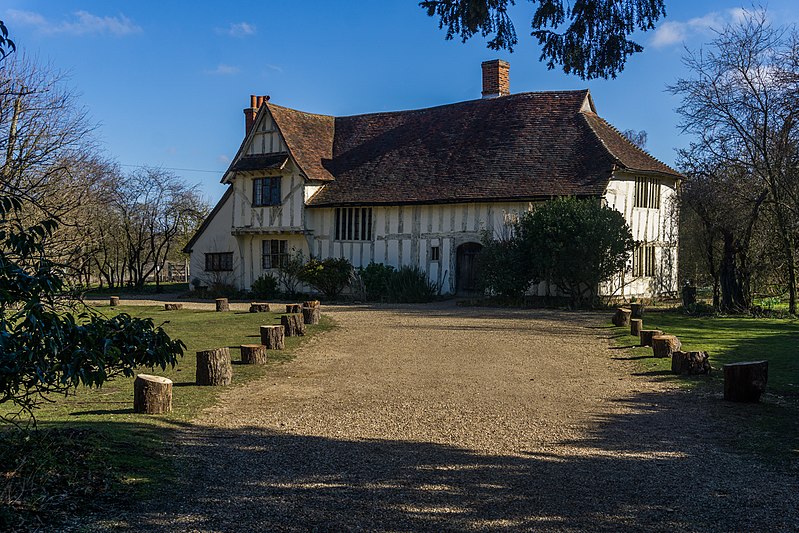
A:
609;311;799;465
1;305;334;531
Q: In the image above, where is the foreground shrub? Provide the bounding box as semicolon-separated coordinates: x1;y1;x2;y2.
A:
300;257;354;300
386;266;439;303
251;274;279;299
477;233;529;299
359;262;396;300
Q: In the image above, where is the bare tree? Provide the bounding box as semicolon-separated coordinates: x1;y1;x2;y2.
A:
670;9;799;313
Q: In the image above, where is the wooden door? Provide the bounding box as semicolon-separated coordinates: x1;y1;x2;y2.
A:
456;242;482;293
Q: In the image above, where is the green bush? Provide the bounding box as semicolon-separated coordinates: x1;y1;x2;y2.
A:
359;262;396;300
251;274;279;299
477;232;529;299
299;257;354;300
386;266;439;303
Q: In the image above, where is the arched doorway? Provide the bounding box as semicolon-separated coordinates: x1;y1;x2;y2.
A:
456;242;482;294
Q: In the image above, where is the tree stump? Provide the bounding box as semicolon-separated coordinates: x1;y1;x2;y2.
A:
303;300;320;309
196;347;233;386
302;305;321;325
240;344;269;364
215;298;230;312
724;361;768;402
164;303;183;311
651;335;681;358
671;351;711;375
110;296;120;307
281;314;306;337
249;302;271;313
133;374;173;414
286;303;302;313
613;308;632;327
639;329;664;347
260;325;285;350
630;303;644;319
630;318;643;336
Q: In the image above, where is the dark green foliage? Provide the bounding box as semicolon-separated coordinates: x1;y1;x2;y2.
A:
359;262;396;300
0;20;14;60
276;250;306;297
516;197;635;307
385;266;439;303
477;231;529;299
251;273;279;299
299;257;354;300
0;197;184;424
420;0;666;79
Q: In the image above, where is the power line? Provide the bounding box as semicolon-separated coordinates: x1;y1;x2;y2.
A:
120;164;225;174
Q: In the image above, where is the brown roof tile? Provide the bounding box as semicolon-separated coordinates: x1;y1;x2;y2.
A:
237;90;680;206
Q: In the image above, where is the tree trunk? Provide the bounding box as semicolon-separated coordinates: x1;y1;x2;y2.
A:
133;374;173;414
302;305;321;325
639;329;664;347
215;298;230;312
195;347;233;386
630;319;643;336
240;344;269;364
164;303;183;311
110;296;120;307
651;335;681;358
281;314;306;337
249;302;271;313
630;303;644;319
286;303;302;313
260;325;285;350
303;300;321;309
720;231;746;312
671;351;711;375
612;308;631;327
723;361;768;402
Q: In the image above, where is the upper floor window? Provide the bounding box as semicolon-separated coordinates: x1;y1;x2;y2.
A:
634;177;660;209
262;239;288;269
632;244;656;277
335;207;372;241
205;252;233;272
253;177;281;207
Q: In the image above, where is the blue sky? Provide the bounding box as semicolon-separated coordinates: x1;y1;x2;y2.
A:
4;1;798;201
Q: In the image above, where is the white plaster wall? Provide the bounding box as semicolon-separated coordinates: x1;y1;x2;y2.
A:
188;188;242;289
603;172;680;298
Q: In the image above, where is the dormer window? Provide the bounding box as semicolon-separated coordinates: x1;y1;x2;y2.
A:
253;177;281;207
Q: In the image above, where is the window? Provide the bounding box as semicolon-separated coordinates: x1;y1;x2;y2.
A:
253;177;281;206
430;246;440;261
633;245;656;277
634;177;660;209
205;252;233;272
334;207;373;241
262;239;289;269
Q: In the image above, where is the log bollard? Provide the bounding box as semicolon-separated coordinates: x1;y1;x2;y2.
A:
133;374;173;414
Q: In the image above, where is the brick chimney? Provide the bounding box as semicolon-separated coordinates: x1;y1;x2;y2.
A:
481;59;510;98
244;94;258;135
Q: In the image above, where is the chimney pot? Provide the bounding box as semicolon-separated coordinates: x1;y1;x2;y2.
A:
250;94;257;108
481;59;510;98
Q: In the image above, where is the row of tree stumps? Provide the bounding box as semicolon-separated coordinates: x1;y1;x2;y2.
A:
613;305;768;402
132;300;322;414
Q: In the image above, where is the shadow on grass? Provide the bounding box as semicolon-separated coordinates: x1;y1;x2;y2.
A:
60;388;799;533
69;408;134;416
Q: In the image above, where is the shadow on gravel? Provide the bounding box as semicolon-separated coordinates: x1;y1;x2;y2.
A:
91;390;798;533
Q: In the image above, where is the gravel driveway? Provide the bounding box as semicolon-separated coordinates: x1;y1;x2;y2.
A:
105;302;798;532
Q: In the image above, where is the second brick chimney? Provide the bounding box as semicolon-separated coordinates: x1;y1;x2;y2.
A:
243;95;270;135
481;60;510;98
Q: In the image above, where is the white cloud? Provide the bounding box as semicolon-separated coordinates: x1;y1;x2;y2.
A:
216;22;256;38
6;9;142;36
651;9;749;48
216;154;230;164
206;64;239;76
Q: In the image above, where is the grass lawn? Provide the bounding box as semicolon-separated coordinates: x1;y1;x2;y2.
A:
1;305;334;529
610;311;799;462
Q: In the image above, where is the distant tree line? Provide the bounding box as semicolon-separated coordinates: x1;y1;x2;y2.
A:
0;54;207;291
673;9;799;315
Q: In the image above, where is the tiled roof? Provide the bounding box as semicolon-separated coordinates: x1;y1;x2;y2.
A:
245;91;680;206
